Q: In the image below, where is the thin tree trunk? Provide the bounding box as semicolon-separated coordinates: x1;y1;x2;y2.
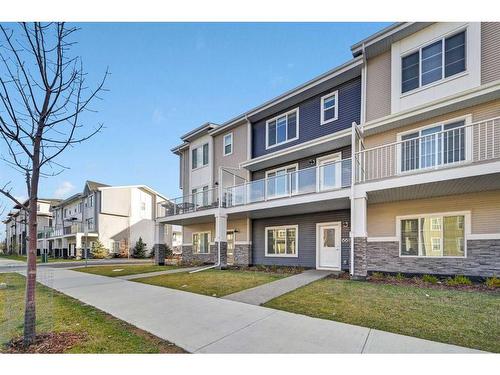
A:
23;140;40;346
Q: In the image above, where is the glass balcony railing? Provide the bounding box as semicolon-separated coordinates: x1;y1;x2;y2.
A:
157;187;219;218
224;158;352;208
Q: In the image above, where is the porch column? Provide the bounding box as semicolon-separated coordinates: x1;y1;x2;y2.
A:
352;194;368;280
215;211;228;269
154;222;166;266
75;233;83;259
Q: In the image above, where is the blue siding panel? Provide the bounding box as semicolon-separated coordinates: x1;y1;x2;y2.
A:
252;77;361;158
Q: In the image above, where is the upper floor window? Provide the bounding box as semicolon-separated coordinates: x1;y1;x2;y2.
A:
266;109;298;149
401;30;466;94
321;91;338;125
88;195;94;208
192;143;209;169
223;133;233;156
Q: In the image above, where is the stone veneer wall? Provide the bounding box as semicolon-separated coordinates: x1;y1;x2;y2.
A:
353;237;367;278
366;240;500;277
234;244;251;266
181;244;217;264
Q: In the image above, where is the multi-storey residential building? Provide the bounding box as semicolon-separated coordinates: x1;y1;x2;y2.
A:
47;180;176;258
3;198;61;256
158;22;500;278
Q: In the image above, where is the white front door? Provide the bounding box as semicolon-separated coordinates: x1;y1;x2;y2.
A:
317;222;341;270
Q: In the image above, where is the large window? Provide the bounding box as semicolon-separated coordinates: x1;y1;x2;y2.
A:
193;232;210;254
223;133;233;156
401;30;466;94
321;91;338;125
191;185;209;207
265;225;298;257
400;214;466;257
266;109;298;149
399;120;467;173
192;143;209;169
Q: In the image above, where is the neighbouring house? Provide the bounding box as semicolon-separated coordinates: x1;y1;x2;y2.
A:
2;180;179;259
3;198;61;256
157;22;500;278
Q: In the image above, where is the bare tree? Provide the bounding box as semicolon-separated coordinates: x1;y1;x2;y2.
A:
0;22;108;345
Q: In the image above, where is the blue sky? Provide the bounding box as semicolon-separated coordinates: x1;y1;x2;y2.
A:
1;22;390;217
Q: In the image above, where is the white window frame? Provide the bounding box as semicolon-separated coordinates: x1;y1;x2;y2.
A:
265;163;299;199
400;27;468;96
223;132;233;156
265;225;299;258
320;91;338;125
265;108;299;150
316;152;342;191
396;114;473;175
192;231;211;254
396;211;470;258
191;143;209;170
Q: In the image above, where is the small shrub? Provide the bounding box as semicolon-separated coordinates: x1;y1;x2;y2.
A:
132;237;147;258
370;272;385;280
422;274;439;284
446;275;472;286
395;272;405;281
485;276;500;288
90;240;109;259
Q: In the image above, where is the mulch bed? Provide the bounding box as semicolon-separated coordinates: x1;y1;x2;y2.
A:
367;276;499;293
228;265;305;275
4;332;86;354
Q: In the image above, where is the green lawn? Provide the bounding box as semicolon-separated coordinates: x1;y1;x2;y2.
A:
264;278;500;352
135;269;286;297
0;273;185;353
72;264;176;277
0;254;82;263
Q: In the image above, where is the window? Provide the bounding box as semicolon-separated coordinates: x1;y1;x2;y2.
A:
401;30;466;94
321;91;338;124
64;209;68;218
400;214;466;257
88;195;94;208
192;186;209;207
192;143;209;169
86;218;94;231
400;120;467;173
223;133;233;156
266;109;298;149
193;232;210;254
265;225;298;257
265;165;298;198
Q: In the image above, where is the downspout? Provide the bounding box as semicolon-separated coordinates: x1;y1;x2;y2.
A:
350;43;367;276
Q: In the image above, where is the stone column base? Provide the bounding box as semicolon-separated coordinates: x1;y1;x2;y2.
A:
216;241;228;269
154;244;166;266
352;237;367;280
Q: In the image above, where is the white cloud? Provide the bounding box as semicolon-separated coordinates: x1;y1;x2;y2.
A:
54;181;75;198
152;108;166;124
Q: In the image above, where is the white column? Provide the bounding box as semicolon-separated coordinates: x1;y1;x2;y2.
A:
353;194;368;238
215;211;228;268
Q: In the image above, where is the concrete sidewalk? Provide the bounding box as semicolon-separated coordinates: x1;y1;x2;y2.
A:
7;264;480;354
223;269;333;305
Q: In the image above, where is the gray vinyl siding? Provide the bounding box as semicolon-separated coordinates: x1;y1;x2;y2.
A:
481;22;500;85
252;146;351;180
252;210;350;269
252;77;361;158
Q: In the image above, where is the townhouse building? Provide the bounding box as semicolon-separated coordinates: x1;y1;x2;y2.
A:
3;180;180;259
158;22;500;278
3;198;61;255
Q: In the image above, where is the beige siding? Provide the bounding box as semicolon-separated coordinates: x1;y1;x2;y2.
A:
100;188;131;216
368;190;500;236
213;121;249;186
364;99;500;148
366;50;392;122
481;22;500;84
182;218;249;244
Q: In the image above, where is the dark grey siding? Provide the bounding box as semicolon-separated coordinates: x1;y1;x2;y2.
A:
252;146;351;180
252;210;350;269
252;77;361;158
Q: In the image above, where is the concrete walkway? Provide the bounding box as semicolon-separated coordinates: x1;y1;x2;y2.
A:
117;266;205;280
223;269;333;305
2;260;481;354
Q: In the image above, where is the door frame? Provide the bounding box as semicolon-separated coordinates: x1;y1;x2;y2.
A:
316;152;342;192
316;221;342;270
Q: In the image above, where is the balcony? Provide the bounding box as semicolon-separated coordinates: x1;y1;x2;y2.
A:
48;223;95;237
355;117;500;183
224;158;352;208
157;187;219;218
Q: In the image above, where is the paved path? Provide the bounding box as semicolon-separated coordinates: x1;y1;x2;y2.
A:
117;266;205;280
2;260;480;354
223;269;334;305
